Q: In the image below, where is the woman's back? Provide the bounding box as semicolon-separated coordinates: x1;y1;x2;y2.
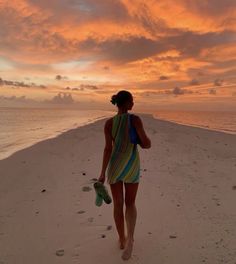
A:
112;113;136;152
107;113;140;184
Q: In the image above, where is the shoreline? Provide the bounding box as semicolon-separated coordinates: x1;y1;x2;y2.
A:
1;111;235;162
0;113;115;161
152;115;236;136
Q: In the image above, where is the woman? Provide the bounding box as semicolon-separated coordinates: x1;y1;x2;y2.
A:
98;90;151;260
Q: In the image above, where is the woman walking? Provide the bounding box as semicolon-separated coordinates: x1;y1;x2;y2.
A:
98;90;151;260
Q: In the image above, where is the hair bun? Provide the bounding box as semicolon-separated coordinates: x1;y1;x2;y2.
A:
110;94;117;105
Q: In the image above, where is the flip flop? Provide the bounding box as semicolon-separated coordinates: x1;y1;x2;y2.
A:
95;193;103;207
94;181;112;205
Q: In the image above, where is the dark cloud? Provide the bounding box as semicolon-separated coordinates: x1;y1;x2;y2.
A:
80;84;98;90
189;79;200;86
0;95;38;104
50;92;74;104
183;0;236;17
209;88;217;95
77;30;236;64
159;75;169;80
78;36;162;63
63;86;85;91
55;75;68;81
214;79;224;86
166;87;195;95
172;87;185;95
0;77;47;89
61;83;98;91
197;72;204;76
136;87;197;97
72;87;84;91
167;31;235;58
1;1;235;66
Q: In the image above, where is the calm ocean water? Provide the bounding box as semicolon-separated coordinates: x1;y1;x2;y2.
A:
0;107;115;160
0;108;235;160
152;110;236;135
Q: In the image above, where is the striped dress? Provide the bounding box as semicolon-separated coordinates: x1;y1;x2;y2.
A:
107;113;140;184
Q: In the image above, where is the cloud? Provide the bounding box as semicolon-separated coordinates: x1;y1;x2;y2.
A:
182;0;236;17
172;87;185;95
75;30;236;64
55;74;68;81
80;84;99;90
214;79;224;86
0;0;235;108
0;95;38;106
135;86;197;97
49;92;74;104
0;77;47;89
209;88;217;95
168;87;195;95
159;75;169;80
189;79;200;86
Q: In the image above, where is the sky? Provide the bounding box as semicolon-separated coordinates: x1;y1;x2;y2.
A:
0;0;236;111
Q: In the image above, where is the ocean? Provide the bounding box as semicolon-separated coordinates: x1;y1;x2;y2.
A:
0;107;115;160
152;110;236;135
0;107;235;160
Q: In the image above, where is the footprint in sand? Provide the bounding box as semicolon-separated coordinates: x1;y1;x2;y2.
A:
106;225;112;230
56;249;65;256
77;210;85;214
72;244;80;262
72;253;80;262
82;186;92;192
87;217;94;223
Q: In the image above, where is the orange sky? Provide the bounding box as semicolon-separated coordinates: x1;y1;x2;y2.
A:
0;0;236;111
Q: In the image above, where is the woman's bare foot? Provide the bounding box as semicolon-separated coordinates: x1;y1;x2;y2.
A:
119;237;126;249
121;238;134;260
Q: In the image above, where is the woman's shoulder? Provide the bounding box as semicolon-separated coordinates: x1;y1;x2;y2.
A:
130;113;141;122
130;114;143;128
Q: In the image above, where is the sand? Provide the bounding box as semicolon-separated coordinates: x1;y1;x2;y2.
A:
0;113;236;264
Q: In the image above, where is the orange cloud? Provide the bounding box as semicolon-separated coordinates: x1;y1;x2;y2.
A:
0;0;235;110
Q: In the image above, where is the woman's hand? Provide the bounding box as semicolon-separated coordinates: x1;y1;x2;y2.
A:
98;173;106;184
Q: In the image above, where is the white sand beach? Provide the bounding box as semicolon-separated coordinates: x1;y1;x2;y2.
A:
0;113;236;264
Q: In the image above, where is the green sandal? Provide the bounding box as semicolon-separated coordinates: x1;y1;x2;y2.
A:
94;181;112;206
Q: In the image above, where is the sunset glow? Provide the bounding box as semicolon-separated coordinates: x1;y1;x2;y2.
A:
0;0;235;110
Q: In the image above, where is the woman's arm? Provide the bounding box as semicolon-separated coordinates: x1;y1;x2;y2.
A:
98;119;113;183
133;115;151;149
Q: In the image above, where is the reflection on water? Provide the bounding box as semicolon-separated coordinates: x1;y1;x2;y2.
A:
0;107;115;160
153;110;236;135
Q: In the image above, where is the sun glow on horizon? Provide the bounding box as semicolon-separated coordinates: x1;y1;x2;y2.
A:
0;0;235;110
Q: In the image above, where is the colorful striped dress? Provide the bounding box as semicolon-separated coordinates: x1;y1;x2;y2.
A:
107;113;140;184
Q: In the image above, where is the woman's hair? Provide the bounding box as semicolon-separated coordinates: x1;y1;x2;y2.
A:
110;90;133;107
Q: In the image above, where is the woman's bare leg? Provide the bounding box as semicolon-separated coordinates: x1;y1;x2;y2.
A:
110;181;126;249
122;182;139;260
